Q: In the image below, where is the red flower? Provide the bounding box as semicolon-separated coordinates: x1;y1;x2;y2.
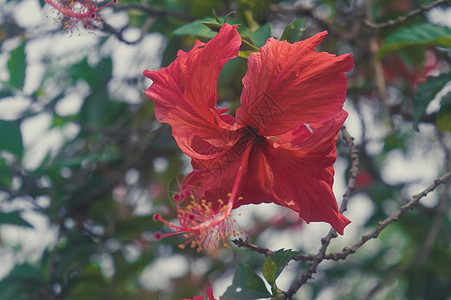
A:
144;23;353;250
182;287;232;300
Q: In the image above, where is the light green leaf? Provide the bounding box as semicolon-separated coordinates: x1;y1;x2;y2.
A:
280;18;306;43
221;264;272;299
379;23;451;58
7;42;26;89
0;120;24;157
262;249;298;294
413;73;450;130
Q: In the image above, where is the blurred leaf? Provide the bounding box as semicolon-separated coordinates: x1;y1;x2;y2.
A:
221;263;272;299
70;57;112;88
379;23;451;58
383;133;411;152
280;18;306;43
189;0;223;18
0;120;23;157
0;211;33;228
262;249;298;288
7;42;26;89
436;92;451;131
201;21;223;32
55;233;97;277
173;17;239;38
0;89;13;99
413;73;450;130
249;22;271;47
0;264;45;300
0;158;12;186
238;0;270;29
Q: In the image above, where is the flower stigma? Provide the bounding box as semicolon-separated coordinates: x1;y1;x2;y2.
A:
153;194;243;252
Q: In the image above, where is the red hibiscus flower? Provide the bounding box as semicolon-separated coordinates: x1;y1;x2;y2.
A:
144;23;353;250
182;287;232;300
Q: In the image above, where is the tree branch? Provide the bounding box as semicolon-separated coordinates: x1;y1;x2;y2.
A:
112;3;195;21
324;171;451;261
279;127;359;299
363;0;451;29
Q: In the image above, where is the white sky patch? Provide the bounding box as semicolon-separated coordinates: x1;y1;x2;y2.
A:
0;210;58;264
139;254;189;291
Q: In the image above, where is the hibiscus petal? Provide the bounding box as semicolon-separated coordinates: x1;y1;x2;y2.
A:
261;111;350;234
236;31;354;136
143;23;241;140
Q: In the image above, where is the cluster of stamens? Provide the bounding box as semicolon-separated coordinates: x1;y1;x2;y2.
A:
153;194;243;252
45;0;117;33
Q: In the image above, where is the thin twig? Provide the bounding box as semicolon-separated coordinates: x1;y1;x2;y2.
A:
268;4;358;40
323;171;451;261
363;0;451;30
279;127;359;299
339;127;360;213
232;238;317;261
112;3;195;21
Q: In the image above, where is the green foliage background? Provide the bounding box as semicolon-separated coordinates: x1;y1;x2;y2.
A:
0;0;450;299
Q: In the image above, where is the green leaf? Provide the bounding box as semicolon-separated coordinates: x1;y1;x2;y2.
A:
280;18;306;43
173;17;239;38
0;120;24;157
7;42;26;89
0;264;45;300
221;264;272;299
0;211;33;228
379;23;451;58
70;57;112;88
0;90;13;99
413;73;451;130
436;92;451;131
249;23;271;47
262;249;298;294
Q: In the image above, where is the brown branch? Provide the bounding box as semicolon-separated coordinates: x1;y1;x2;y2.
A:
232;238;317;261
232;238;273;257
268;4;358;40
339;127;360;213
112;3;195;21
363;0;451;30
280;231;337;299
323;171;451;262
279;128;359;299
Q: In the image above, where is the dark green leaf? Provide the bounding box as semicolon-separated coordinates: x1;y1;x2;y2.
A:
70;57;112;88
379;23;451;58
436;92;451;131
201;21;223;32
174;17;223;38
173;17;240;38
280;18;306;43
262;248;298;293
0;120;24;157
413;73;450;130
221;264;272;299
0;211;33;228
7;42;26;89
0;264;45;300
0;90;13;99
249;23;271;47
